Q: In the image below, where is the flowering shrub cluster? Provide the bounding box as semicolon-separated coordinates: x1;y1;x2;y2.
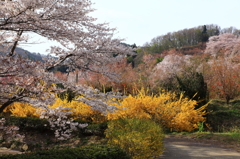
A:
4;97;108;123
50;98;107;123
106;118;164;159
40;106;88;141
4;89;208;133
3;102;39;118
3;102;90;140
2;97;108;140
107;89;208;132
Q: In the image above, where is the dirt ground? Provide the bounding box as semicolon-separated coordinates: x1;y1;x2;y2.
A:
158;135;240;159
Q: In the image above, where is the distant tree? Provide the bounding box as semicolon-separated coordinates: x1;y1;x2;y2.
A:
206;24;221;36
201;25;209;42
176;72;208;109
205;33;240;57
208;58;240;104
145;24;223;54
131;43;137;48
54;71;68;82
151;54;188;91
136;54;157;90
205;33;240;103
221;26;240;36
156;57;164;64
214;26;220;36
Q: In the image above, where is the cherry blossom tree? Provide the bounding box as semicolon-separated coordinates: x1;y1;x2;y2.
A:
0;0;133;113
204;33;240;103
0;56;58;112
150;54;192;91
205;33;240;58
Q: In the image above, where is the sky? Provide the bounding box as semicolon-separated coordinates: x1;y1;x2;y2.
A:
21;0;240;54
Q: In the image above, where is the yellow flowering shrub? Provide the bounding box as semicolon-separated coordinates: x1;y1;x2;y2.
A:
3;98;107;123
106;118;164;159
50;98;107;122
3;102;39;117
107;90;208;132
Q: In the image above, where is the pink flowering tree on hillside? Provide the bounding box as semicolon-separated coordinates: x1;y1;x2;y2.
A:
150;54;192;91
204;33;240;103
205;33;240;58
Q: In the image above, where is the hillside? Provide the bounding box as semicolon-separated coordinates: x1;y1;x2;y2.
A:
141;24;240;55
0;46;44;62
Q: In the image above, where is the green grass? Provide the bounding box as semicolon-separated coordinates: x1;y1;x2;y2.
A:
230;132;240;142
167;131;240;144
207;98;240;132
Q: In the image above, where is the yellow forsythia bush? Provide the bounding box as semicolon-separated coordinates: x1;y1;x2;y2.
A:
107;90;208;132
3;98;107;123
4;102;40;117
50;98;107;123
106;118;164;159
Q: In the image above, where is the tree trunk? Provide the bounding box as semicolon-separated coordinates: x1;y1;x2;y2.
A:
9;30;23;56
0;97;21;113
226;94;231;104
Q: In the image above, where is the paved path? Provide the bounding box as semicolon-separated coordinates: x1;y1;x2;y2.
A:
158;137;240;159
0;147;22;156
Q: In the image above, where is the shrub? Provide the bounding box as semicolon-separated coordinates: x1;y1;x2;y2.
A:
1;144;130;159
156;57;164;63
2;116;108;140
107;89;208;132
3;102;40;118
3;98;107;123
2;116;108;138
106;118;164;159
176;72;209;109
0;117;25;143
80;122;108;137
4;116;51;132
50;98;107;123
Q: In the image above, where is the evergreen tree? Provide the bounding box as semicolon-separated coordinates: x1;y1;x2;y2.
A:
201;25;209;42
176;72;209;109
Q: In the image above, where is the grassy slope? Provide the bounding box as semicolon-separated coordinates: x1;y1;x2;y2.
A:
207;98;240;132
